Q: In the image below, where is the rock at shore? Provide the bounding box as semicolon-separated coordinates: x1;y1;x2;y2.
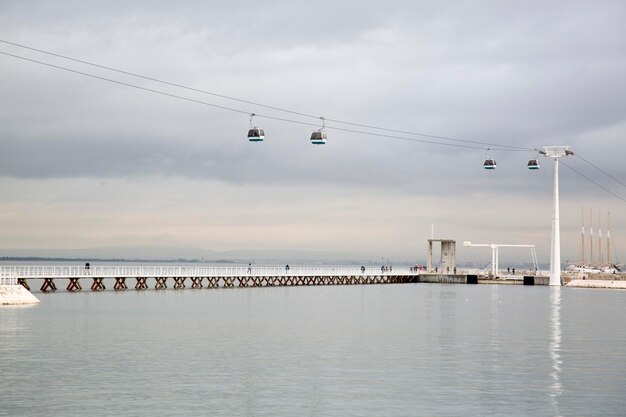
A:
566;279;626;289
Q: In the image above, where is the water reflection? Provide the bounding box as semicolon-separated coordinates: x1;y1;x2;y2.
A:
549;287;562;417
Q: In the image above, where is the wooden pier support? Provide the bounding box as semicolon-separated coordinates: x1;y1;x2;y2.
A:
18;278;31;291
135;277;148;290
91;277;105;291
66;278;82;292
173;277;186;289
190;277;203;289
40;278;57;292
155;277;167;290
8;269;425;294
113;277;128;291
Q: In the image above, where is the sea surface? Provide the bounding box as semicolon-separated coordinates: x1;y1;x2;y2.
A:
1;282;625;416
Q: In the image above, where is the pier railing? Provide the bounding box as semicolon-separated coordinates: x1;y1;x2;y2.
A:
0;265;418;279
0;276;18;285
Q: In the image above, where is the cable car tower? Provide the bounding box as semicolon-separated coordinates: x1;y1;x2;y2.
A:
540;146;574;286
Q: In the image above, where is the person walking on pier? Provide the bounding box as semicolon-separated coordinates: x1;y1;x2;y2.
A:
285;264;290;273
85;262;90;275
247;263;252;274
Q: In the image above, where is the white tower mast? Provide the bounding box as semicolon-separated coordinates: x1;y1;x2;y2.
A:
590;207;594;266
598;208;603;266
606;211;613;267
581;206;585;265
540;146;574;286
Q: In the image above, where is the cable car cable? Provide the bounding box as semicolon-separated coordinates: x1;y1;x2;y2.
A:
1;44;622;193
4;48;624;196
0;39;317;121
322;118;533;150
574;154;626;188
0;38;532;151
254;113;505;150
0;51;251;116
561;161;626;203
0;50;516;151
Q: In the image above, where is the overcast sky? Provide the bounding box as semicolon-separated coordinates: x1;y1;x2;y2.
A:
1;0;625;265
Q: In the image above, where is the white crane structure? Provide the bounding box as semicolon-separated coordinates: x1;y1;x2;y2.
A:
463;241;539;277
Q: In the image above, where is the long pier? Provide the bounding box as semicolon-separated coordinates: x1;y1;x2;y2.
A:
0;265;557;293
1;265;426;292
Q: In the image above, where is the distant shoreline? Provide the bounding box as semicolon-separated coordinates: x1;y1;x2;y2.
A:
0;256;236;264
0;256;550;269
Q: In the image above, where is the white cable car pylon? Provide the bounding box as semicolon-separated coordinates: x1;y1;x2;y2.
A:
478;146;575;286
540;146;574;286
247;113;265;142
310;116;327;145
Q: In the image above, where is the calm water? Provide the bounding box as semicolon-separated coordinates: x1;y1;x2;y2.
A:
1;284;625;416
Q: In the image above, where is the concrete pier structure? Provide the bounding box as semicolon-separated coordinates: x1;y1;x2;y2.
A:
0;278;39;306
427;239;456;273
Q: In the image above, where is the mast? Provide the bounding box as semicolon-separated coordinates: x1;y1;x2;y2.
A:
581;206;585;265
606;211;613;267
598;208;603;266
589;207;593;266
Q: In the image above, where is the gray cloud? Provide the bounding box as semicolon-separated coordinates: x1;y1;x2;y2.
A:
1;0;624;261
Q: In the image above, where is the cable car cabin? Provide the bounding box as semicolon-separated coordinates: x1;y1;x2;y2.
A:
527;159;540;170
247;128;265;142
310;131;327;145
483;159;497;170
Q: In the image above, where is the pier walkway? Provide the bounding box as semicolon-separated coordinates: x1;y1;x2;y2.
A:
0;265;422;292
